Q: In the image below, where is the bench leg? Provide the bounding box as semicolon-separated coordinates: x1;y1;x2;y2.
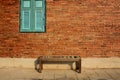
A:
76;61;79;70
38;60;42;73
78;59;81;73
76;59;81;73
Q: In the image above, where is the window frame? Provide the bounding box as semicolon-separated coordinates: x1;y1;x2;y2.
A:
20;0;46;33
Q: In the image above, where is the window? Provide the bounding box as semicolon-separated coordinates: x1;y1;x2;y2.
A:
20;0;45;32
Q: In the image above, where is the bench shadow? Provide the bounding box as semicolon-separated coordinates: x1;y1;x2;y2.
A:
31;79;43;80
31;78;110;80
31;77;76;80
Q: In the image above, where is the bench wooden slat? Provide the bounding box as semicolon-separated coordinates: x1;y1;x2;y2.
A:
42;58;80;62
41;56;80;58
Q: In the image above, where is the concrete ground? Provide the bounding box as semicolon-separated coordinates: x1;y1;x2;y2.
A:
0;68;120;80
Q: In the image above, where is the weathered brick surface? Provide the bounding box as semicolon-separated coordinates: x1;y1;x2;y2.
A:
0;0;120;58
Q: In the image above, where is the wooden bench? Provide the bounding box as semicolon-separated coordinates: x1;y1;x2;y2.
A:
38;56;81;73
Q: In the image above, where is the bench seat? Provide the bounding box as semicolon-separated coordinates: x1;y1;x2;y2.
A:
38;56;81;73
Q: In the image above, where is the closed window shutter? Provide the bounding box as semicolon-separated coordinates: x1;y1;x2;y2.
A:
34;0;45;32
35;10;44;31
22;11;30;29
20;0;31;32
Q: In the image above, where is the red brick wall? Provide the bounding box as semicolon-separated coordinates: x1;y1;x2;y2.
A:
0;0;120;58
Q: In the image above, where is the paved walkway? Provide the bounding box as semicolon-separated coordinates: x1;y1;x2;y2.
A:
0;68;120;80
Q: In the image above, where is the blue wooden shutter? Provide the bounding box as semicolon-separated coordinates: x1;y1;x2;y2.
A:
20;0;31;32
35;10;44;31
34;0;45;32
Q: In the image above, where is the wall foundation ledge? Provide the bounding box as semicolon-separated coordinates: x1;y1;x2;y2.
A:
0;57;120;69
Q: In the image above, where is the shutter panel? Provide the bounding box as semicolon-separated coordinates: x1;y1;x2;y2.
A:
22;11;30;29
35;0;42;7
23;0;30;7
35;10;44;31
